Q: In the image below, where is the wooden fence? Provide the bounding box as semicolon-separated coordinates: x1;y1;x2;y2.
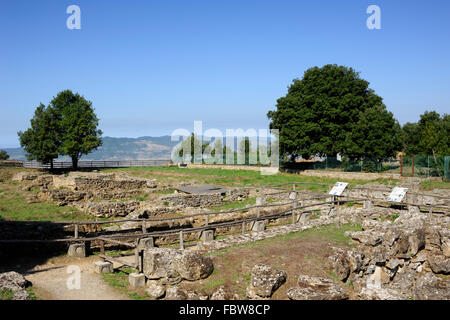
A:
20;159;172;169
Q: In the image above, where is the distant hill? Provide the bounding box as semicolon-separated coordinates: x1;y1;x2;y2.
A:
3;136;179;161
3;135;273;161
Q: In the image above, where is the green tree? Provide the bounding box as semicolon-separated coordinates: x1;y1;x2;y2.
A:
267;64;388;160
174;133;204;163
50;90;102;170
401;122;421;155
0;150;10;160
18;104;60;169
344;105;402;169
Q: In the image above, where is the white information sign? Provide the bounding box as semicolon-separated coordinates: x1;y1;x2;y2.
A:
387;187;408;202
328;182;348;196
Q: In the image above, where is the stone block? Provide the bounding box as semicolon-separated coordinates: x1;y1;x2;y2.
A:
200;229;215;242
68;243;86;258
363;200;373;209
251;220;265;232
94;261;113;274
255;197;265;206
138;237;155;251
129;273;146;288
408;206;420;214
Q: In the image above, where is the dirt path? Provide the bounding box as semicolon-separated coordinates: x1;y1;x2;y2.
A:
24;256;130;300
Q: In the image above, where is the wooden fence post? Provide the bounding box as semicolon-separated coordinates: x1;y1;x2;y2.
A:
179;231;184;249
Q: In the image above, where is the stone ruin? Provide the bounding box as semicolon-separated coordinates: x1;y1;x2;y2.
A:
327;207;450;300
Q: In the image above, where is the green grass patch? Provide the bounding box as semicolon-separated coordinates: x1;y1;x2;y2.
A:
420;180;450;190
0;288;14;300
102;268;149;300
212;197;256;211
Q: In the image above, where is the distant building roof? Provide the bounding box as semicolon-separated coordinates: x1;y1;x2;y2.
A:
175;184;228;194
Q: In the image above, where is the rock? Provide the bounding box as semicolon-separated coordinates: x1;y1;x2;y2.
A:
329;251;350;281
145;281;166;299
286;275;348;300
367;267;390;288
347;231;383;246
165;286;188;300
407;229;426;256
386;258;404;270
210;286;231;300
414;273;450;300
175;251;215;281
427;254;450;274
0;272;31;300
246;264;287;298
358;286;407;300
412;252;428;263
442;241;450;257
346;250;365;274
143;248;214;281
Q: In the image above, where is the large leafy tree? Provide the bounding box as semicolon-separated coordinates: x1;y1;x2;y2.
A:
50;90;102;170
344;105;402;161
18;104;60;169
267;64;393;160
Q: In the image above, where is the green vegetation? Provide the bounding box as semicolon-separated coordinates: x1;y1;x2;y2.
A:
18;90;102;170
212;197;256;211
102;267;149;300
0;288;14;300
0;150;10;161
267;64;401;162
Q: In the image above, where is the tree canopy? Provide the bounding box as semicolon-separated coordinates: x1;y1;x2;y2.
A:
49;90;102;169
18;103;60;168
402;111;450;156
18;90;102;170
267;64;401;160
0;150;10;160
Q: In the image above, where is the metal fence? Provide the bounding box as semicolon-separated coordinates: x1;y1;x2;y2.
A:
281;155;450;180
21;159;172;169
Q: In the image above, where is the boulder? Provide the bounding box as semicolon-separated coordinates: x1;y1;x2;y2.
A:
0;272;31;300
165;286;188;300
143;248;214;281
175;251;215;281
329;251;350;281
427;254;450;274
145;280;166;299
347;231;383;246
407;229;426;256
211;286;236;300
286;275;348;300
414;273;450;300
246;264;287;298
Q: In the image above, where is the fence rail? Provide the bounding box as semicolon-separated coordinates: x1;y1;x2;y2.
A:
21;159;172;169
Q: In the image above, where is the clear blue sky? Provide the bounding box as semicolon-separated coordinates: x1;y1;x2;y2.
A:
1;0;449;148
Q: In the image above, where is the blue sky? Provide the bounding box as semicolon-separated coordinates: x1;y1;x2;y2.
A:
1;0;449;148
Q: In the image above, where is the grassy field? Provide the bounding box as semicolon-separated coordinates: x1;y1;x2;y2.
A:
0;167;96;222
103;166;408;191
1;165;448;222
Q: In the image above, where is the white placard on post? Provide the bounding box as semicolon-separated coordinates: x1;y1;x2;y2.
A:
387;187;408;202
328;182;349;196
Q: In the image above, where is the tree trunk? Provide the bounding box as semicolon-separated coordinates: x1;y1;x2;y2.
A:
72;157;78;170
